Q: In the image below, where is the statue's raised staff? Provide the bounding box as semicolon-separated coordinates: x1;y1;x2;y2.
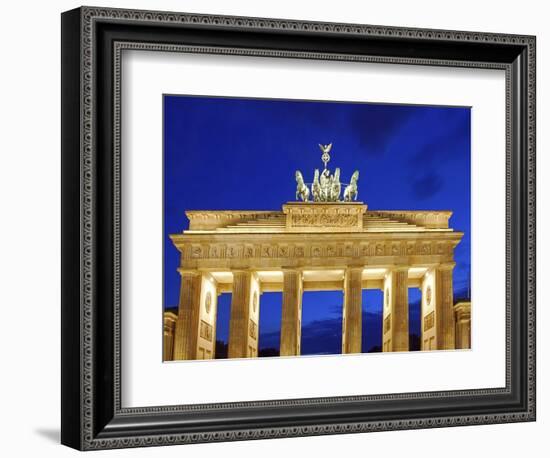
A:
319;143;332;168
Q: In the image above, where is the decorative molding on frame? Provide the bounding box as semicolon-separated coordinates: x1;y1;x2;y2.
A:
83;6;535;45
72;6;535;450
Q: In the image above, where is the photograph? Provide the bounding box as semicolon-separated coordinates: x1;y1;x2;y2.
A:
162;95;472;361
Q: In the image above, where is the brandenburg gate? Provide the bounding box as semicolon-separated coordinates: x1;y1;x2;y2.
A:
164;144;470;361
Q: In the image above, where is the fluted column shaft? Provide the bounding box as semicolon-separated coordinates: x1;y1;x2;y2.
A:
163;314;176;361
342;267;363;354
383;267;409;352
453;302;471;349
435;263;455;350
392;268;409;351
280;269;303;356
173;271;202;360
228;271;253;358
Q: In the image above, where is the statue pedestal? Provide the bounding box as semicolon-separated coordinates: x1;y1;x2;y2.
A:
282;202;368;232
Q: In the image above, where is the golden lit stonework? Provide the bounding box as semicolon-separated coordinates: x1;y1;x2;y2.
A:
164;200;469;360
163;145;469;361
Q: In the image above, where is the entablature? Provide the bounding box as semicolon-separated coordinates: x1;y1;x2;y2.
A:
171;234;462;270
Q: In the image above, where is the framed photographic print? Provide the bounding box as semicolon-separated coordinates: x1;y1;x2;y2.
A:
61;6;536;450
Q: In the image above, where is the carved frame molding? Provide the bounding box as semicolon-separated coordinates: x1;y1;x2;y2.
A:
61;6;535;450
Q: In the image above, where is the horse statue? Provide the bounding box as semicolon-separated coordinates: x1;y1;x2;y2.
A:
312;169;321;202
343;170;359;202
295;170;310;202
330;168;341;201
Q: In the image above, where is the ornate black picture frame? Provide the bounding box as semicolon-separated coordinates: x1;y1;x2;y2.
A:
61;6;536;450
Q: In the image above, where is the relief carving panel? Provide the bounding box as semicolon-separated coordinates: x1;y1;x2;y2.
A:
199;320;213;342
424;311;435;331
383;314;392;334
249;320;258;340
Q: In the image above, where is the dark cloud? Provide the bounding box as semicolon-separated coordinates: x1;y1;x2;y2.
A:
410;172;444;200
408;112;470;168
348;105;417;156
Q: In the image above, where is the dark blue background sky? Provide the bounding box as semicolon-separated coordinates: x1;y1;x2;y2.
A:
164;95;471;354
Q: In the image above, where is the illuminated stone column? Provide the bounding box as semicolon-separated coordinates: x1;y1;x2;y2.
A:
280;269;303;356
454;301;471;349
247;274;261;358
342;267;363;354
228;271;259;358
434;263;456;350
382;267;409;352
173;270;202;360
163;311;177;361
196;275;218;360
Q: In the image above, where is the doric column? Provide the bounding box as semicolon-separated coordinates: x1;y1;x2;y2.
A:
163;311;177;361
342;267;363;354
454;301;471;349
434;263;456;350
280;269;303;356
228;271;259;358
382;267;409;352
173;270;202;360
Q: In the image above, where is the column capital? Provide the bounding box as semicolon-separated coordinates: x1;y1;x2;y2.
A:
230;269;261;282
280;266;303;273
201;271;218;287
177;268;201;277
345;266;365;273
391;265;410;272
384;265;409;279
230;268;253;275
437;262;456;271
454;301;471;314
280;267;304;280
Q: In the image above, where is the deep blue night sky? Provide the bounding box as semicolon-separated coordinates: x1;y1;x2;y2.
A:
164;95;471;355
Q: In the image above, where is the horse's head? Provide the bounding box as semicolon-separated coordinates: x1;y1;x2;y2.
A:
351;170;359;183
334;168;340;180
295;170;304;184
